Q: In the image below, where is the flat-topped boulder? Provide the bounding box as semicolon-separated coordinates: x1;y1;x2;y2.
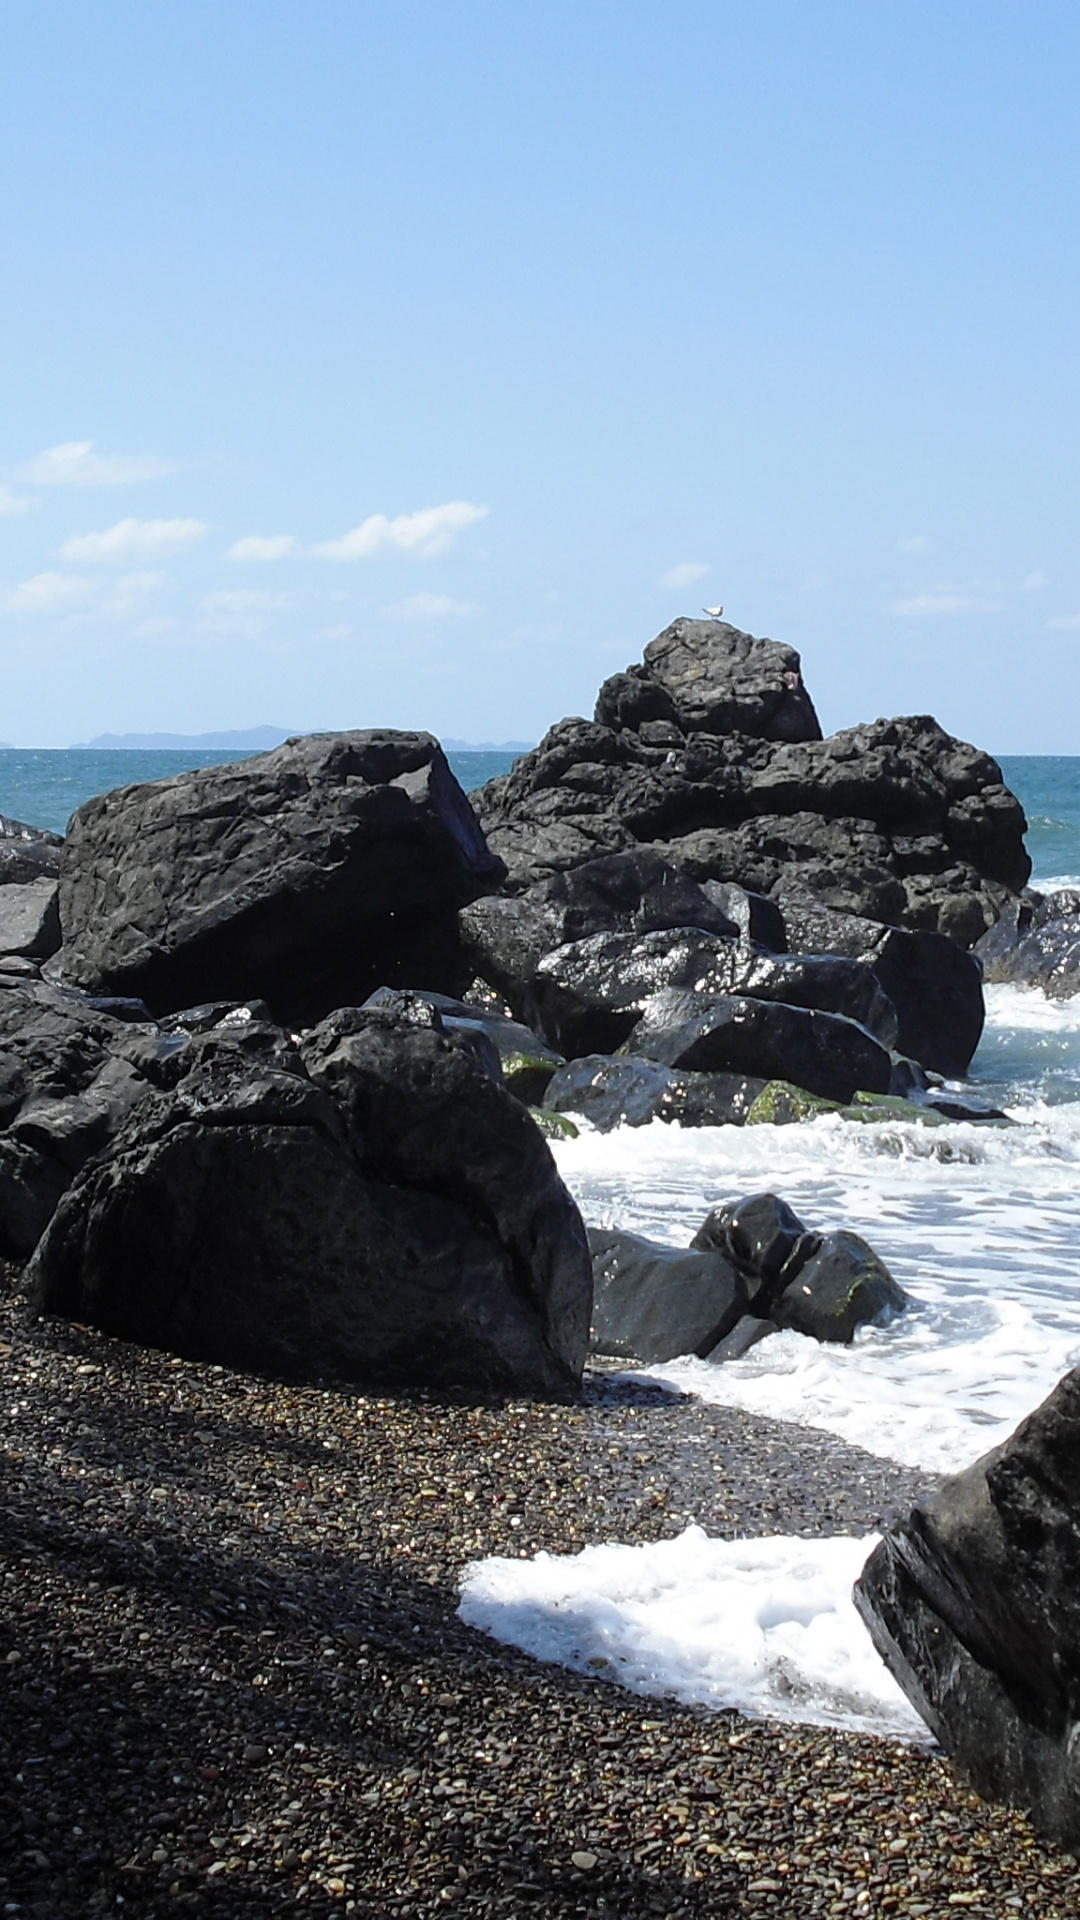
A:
57;730;506;1025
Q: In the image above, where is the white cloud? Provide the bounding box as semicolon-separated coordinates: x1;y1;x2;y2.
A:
658;561;709;590
4;571;97;613
102;571;168;618
312;500;488;561
1023;571;1049;591
16;440;179;487
886;591;996;617
0;485;33;516
896;535;934;553
60;517;207;561
1048;613;1080;631
384;593;480;620
226;534;300;562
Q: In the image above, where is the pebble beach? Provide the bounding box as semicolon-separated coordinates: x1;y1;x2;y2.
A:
2;1277;1078;1919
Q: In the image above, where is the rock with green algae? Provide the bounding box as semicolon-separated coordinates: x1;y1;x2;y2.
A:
745;1081;963;1127
528;1106;579;1141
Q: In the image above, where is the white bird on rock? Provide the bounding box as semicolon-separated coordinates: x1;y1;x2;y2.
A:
702;604;724;619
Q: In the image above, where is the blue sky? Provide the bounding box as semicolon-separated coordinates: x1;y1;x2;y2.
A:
2;1;1080;750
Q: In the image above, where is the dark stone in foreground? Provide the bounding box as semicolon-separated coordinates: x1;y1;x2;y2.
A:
855;1368;1080;1849
771;1230;907;1342
57;730;506;1025
976;889;1080;1000
587;1227;747;1363
29;1001;591;1396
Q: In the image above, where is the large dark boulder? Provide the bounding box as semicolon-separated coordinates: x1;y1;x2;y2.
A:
526;926;898;1058
543;1054;764;1131
57;731;506;1025
0;985;173;1257
975;889;1080;999
622;990;893;1104
459;848;750;1021
473;623;1029;944
779;900;985;1079
594;618;823;742
29;1001;592;1397
854;1369;1080;1849
587;1226;747;1362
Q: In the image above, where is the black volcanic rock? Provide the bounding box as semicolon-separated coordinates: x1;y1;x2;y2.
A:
473;624;1029;945
779;900;985;1079
622;989;893;1106
587;1226;747;1363
29;1000;591;1397
594;618;822;741
976;889;1080;998
57;730;506;1025
542;1053;765;1131
855;1368;1080;1849
525;926;898;1059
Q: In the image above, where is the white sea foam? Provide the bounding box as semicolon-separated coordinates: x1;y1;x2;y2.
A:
552;984;1080;1474
459;1527;928;1742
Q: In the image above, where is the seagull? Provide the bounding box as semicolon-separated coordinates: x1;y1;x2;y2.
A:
702;604;724;619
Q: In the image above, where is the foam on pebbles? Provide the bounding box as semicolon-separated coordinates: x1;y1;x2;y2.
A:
1;1286;1078;1917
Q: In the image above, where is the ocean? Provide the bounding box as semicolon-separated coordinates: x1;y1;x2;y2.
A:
6;744;1080;1735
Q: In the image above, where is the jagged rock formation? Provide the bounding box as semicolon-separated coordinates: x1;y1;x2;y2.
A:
472;619;1029;948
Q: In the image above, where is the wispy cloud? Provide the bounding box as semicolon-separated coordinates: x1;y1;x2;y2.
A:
896;535;934;554
1023;571;1049;591
4;571;97;613
226;534;300;562
102;571;168;618
0;485;33;517
1048;612;1080;631
658;560;709;590
313;501;488;561
16;440;179;487
198;588;289;636
886;590;997;617
384;593;480;620
60;517;207;562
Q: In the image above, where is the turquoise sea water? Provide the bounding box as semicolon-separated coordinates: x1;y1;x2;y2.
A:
0;746;520;838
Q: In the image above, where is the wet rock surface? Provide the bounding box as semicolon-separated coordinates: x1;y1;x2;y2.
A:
58;731;506;1026
856;1365;1080;1851
976;888;1080;998
587;1229;747;1364
543;1054;765;1132
3;1292;1079;1920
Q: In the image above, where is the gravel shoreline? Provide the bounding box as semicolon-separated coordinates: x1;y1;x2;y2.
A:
2;1277;1077;1918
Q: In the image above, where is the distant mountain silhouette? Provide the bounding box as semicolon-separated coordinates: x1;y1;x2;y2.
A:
442;738;535;751
73;727;295;751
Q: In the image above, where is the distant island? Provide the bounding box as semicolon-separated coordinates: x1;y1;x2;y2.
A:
69;729;535;753
73;727;295;751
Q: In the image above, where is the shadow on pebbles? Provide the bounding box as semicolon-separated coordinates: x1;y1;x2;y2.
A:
1;1270;1077;1919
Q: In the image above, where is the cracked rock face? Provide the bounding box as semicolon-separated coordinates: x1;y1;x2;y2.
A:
855;1367;1080;1851
56;729;507;1026
472;620;1029;946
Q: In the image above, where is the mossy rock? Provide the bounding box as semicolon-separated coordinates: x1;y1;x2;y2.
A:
745;1081;844;1125
528;1106;579;1141
502;1052;560;1104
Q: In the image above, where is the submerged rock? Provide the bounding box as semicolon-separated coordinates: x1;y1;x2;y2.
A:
770;1230;907;1343
855;1367;1080;1849
29;999;592;1397
58;730;506;1025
